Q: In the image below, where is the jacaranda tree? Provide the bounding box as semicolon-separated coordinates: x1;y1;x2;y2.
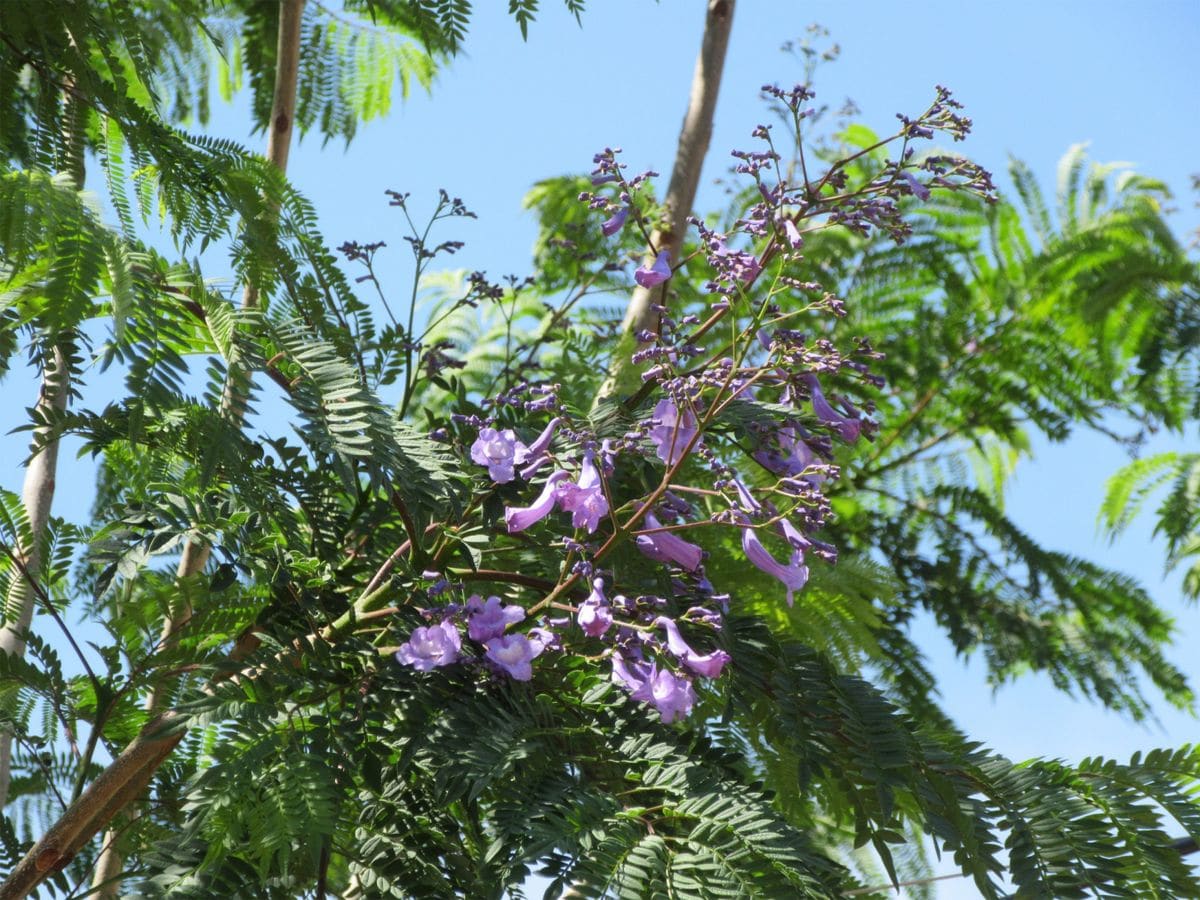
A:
1;2;1198;898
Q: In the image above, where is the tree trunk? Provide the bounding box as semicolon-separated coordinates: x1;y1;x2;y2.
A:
89;1;306;894
594;0;735;405
0;47;88;808
0;344;71;808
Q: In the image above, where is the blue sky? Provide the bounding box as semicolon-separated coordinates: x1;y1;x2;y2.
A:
3;1;1199;895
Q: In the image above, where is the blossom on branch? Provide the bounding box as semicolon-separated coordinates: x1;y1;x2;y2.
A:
635;512;704;572
471;427;523;483
557;450;609;533
485;633;542;681
466;595;526;642
649;399;699;465
654;617;730;678
396;620;462;671
635;250;672;288
578;578;613;637
505;471;570;533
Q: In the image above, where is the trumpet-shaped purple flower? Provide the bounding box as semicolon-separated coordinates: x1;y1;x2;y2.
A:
741;520;809;607
601;206;630;237
782;218;803;249
611;653;696;723
635;512;705;572
556;450;609;533
805;374;862;443
902;171;931;201
485;633;542;681
514;417;560;468
466;594;526;643
648;668;696;722
654;617;730;678
635;250;672;288
753;426;818;479
471;427;522;483
611;652;655;694
505;470;570;533
649;399;699;465
395;620;461;671
578;578;613;637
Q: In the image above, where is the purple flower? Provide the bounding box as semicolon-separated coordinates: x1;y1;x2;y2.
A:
804;375;862;443
395;620;461;671
635;512;704;572
753;426;819;478
471;427;522;483
556;451;610;533
902;171;931;201
649;399;699;465
578;577;614;637
625;666;695;723
741;520;809;607
601;206;630;237
782;218;803;248
514;417;560;469
654;617;730;678
466;595;526;642
485;633;542;681
711;239;761;282
505;471;570;533
611;651;655;694
635;250;672;288
528;626;560;653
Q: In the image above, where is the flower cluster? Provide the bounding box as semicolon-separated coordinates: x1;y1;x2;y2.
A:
394;85;994;725
395;594;547;681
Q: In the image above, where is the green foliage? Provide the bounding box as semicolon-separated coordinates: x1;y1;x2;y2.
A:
2;2;1199;898
1103;451;1200;599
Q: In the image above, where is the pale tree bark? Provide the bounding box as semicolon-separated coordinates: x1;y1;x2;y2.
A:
90;1;306;895
0;346;71;808
0;50;88;808
595;0;735;405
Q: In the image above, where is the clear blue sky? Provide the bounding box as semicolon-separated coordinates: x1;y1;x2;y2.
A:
2;2;1198;896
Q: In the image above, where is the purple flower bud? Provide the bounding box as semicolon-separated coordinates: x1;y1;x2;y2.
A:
578;578;613;637
471;427;522;483
466;595;526;643
485;633;542;681
782;218;803;248
654;617;730;678
740;520;809;607
395;620;461;671
649;399;699;466
635;250;672;288
556;450;609;533
635;512;704;572
505;471;570;533
601;206;630;237
902;171;931;201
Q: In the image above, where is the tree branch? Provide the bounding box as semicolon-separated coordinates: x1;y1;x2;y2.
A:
90;1;308;893
594;0;735;404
